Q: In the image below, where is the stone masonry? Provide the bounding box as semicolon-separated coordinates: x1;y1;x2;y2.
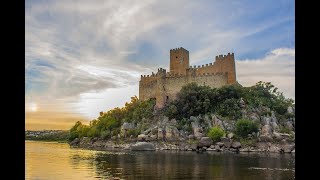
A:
139;47;237;109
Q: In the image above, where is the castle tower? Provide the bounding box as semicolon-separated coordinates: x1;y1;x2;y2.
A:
214;53;236;84
170;47;189;75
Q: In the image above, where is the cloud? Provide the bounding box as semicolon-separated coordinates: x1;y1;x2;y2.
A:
26;111;88;130
236;48;295;99
25;0;294;129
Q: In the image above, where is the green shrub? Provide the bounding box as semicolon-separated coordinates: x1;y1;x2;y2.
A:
208;126;225;142
279;126;291;134
216;98;242;119
235;119;259;138
127;129;140;137
100;131;111;139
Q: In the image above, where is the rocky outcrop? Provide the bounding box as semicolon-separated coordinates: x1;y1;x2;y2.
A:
198;137;213;147
165;126;180;140
191;116;203;139
204;115;213;129
131;142;155;151
70;138;80;146
261;116;271;126
69;102;295;154
260;125;273;142
212;115;224;130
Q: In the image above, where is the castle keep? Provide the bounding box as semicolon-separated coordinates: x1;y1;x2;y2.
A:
139;47;236;108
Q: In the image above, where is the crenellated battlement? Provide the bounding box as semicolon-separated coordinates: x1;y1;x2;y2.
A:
139;47;236;108
170;47;189;53
140;68;168;80
215;52;234;61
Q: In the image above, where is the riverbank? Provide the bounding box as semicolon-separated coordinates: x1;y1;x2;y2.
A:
69;136;295;154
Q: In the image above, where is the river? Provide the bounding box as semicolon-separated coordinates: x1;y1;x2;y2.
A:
25;140;295;179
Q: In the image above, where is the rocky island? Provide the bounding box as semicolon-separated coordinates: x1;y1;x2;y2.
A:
68;48;294;154
69;82;295;154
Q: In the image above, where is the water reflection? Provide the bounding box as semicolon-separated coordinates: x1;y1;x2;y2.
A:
26;141;295;180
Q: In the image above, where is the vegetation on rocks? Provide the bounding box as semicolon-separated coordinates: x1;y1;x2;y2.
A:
162;81;293;120
235;119;259;138
68;81;295;152
207;127;225;142
69;96;155;141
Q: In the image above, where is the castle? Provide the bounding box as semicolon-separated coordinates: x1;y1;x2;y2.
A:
139;47;237;109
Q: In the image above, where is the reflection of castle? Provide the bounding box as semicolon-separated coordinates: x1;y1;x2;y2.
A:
139;47;237;108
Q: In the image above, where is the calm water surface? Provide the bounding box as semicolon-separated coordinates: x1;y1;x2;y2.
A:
25;141;295;180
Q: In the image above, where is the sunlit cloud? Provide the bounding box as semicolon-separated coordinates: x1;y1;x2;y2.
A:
237;48;295;99
25;0;294;129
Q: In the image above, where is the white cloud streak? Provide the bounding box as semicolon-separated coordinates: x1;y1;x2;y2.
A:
25;0;294;122
236;48;295;99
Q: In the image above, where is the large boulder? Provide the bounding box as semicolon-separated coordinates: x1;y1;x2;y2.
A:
231;141;241;149
216;142;224;147
131;142;155;151
198;137;213;147
70;138;80;146
221;137;232;148
280;143;295;153
137;134;146;141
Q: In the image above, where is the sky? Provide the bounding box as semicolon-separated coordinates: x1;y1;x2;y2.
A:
25;0;295;130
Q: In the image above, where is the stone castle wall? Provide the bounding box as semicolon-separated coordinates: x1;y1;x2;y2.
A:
139;47;236;108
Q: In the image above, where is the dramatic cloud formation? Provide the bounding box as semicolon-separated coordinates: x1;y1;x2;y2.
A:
25;0;294;129
236;48;295;99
